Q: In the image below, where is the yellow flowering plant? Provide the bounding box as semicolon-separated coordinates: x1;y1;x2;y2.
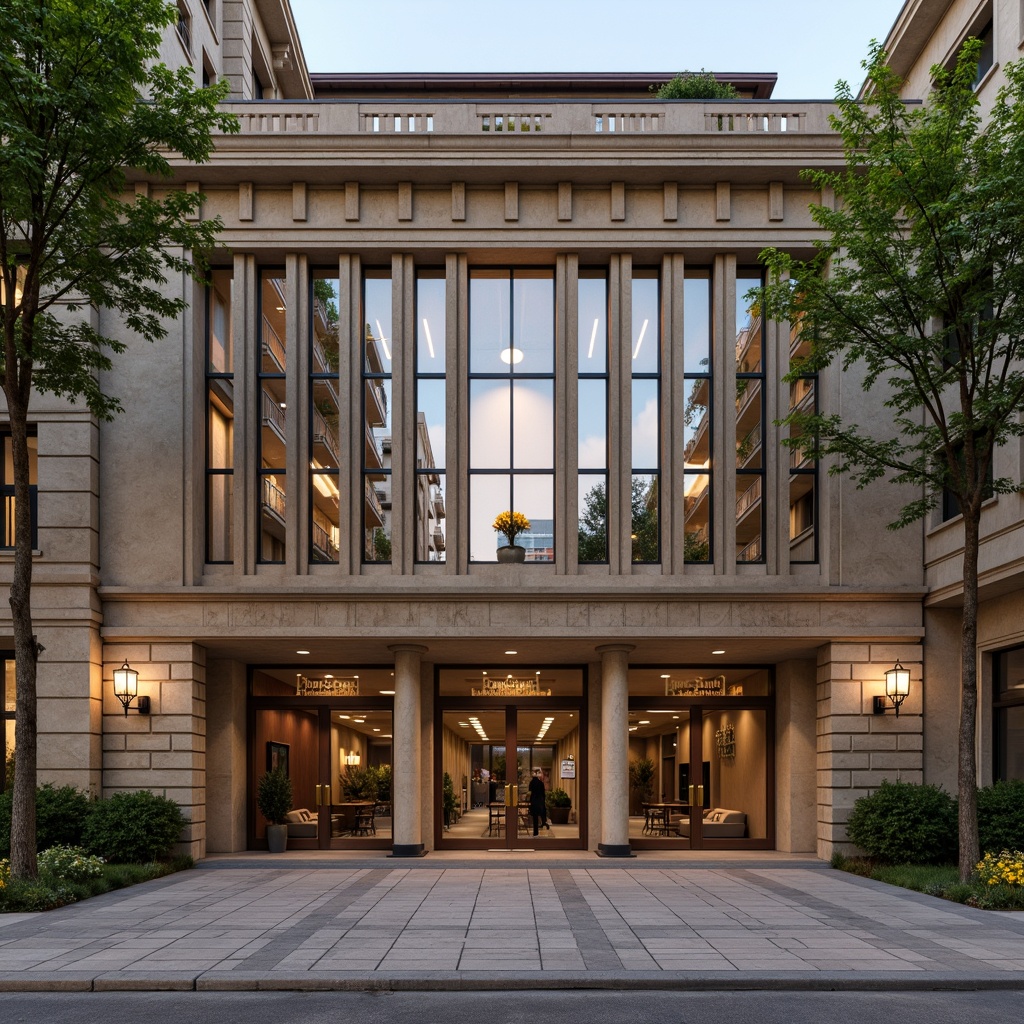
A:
975;849;1024;887
492;510;531;546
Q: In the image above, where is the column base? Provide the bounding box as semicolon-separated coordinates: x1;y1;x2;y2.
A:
389;844;428;858
596;843;634;858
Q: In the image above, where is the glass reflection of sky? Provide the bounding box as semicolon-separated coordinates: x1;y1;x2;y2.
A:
632;380;659;468
469;271;553;374
631;274;659;375
417;378;445;469
364;275;392;370
578;378;606;471
683;275;711;374
578;275;607;374
416;273;445;371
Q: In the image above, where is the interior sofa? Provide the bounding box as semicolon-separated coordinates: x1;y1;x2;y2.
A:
673;807;746;839
284;808;318;838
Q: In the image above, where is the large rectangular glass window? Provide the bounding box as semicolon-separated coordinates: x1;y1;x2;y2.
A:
577;270;608;563
683;270;712;563
1;654;14;794
258;269;287;563
631;269;660;563
415;270;446;562
469;269;555;563
735;272;765;564
363;271;393;563
995;645;1024;782
1;430;37;550
787;317;818;563
310;272;340;564
206;268;233;563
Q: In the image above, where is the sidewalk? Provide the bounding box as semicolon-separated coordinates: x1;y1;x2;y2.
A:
0;851;1023;992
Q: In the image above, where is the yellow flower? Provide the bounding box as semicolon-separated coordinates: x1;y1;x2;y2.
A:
492;510;531;543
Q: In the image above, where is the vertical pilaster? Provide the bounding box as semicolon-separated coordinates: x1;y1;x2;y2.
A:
597;643;634;856
815;641;924;860
390;643;428;856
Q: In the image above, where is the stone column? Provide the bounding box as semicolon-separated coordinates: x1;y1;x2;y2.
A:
390;644;428;857
597;644;634;857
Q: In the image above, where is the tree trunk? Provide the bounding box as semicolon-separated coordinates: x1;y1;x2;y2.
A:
5;388;38;881
957;507;981;882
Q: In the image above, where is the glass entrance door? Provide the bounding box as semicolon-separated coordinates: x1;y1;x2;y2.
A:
436;664;586;850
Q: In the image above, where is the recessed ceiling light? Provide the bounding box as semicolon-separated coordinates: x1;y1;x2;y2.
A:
296;650;310;655
639;720;650;725
380;689;395;695
660;674;671;679
505;650;517;655
339;715;350;720
372;728;381;732
712;649;725;655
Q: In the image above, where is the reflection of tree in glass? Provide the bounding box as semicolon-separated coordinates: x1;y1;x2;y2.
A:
632;478;659;563
577;482;608;563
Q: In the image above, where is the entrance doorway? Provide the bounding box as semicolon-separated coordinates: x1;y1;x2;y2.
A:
249;666;394;850
628;667;774;850
435;666;586;851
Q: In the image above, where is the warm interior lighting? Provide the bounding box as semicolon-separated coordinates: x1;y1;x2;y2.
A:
587;318;599;359
112;660;149;717
422;318;435;359
500;346;524;365
632;318;649;360
344;751;361;766
312;471;340;499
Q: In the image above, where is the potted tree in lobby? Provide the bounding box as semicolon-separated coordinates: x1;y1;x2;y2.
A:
257;767;292;853
546;788;572;825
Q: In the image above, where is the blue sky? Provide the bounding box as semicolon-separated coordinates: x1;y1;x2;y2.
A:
290;0;907;98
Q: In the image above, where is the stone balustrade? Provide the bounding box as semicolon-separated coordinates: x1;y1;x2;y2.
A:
221;101;841;137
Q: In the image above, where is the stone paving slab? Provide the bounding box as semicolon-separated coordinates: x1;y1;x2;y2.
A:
0;858;1022;990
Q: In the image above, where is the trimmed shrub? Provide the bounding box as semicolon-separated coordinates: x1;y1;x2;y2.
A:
38;845;105;882
846;780;957;864
0;784;92;857
977;779;1024;854
83;791;185;863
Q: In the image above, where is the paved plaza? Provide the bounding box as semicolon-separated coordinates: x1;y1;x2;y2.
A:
0;853;1023;991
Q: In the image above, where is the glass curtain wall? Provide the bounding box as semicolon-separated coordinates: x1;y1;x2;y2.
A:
415;270;447;562
735;272;765;563
258;269;287;564
577;270;609;563
363;270;393;563
206;269;234;563
468;269;555;563
310;272;341;564
682;269;712;563
631;269;660;563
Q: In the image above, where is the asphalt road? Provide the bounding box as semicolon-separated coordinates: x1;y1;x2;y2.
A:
0;991;1020;1024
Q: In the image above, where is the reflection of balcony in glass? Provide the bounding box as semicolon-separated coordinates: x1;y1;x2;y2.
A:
312;514;339;561
262;317;286;371
520;519;554;562
364;422;384;470
312;407;338;464
365;378;388;427
415;413;445;560
737;422;761;468
262;477;286;522
364;476;384;528
736;476;761;519
734;312;762;372
261;390;286;459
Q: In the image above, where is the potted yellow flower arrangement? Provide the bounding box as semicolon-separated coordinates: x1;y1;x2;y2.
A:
493;510;531;562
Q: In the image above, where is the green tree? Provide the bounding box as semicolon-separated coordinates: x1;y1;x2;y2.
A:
577;482;608;562
758;40;1024;880
0;0;238;879
653;70;738;100
631;476;659;563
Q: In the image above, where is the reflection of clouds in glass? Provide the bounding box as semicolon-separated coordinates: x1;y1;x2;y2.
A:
579;433;606;469
469;383;554;469
427;424;446;463
632;393;659;468
470;475;508;562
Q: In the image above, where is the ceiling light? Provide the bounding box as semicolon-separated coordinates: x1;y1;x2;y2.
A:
632;318;649;360
372;728;381;732
375;319;392;360
505;650;517;655
500;346;524;365
422;317;436;359
660;674;671;679
296;650;310;655
712;649;725;655
380;689;395;695
339;715;350;720
639;720;650;725
587;317;599;359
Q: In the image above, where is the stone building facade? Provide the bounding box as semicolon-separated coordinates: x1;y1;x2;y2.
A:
0;0;1017;861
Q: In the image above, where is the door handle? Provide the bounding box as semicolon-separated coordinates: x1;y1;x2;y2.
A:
316;784;322;806
324;784;332;806
505;784;515;808
688;784;695;805
697;785;704;807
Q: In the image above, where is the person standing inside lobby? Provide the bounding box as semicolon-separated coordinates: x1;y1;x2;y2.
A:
528;768;550;836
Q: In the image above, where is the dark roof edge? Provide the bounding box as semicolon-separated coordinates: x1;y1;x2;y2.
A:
310;71;778;100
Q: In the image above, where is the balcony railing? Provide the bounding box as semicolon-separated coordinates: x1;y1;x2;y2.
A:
312;520;338;561
221;101;841;138
262;479;286;520
738;536;762;562
736;476;762;518
262;318;286;371
261;392;286;436
312;408;338;462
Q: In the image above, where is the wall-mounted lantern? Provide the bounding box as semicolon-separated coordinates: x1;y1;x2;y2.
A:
343;751;361;766
873;660;910;717
113;660;151;717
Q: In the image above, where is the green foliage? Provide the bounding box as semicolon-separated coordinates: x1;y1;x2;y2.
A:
654;70;739;100
577;482;608;563
546;788;572;808
38;845;105;882
630;476;659;562
0;876;77;912
83;790;186;863
340;765;377;802
628;758;656;803
977;779;1024;853
442;772;458;816
758;39;1024;529
256;769;293;825
0;784;92;856
846;781;957;864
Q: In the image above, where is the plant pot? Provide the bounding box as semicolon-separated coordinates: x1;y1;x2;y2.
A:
497;544;526;563
266;823;288;853
548;805;570;824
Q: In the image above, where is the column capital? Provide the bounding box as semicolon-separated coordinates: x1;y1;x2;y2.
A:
595;644;635;656
388;644;429;656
